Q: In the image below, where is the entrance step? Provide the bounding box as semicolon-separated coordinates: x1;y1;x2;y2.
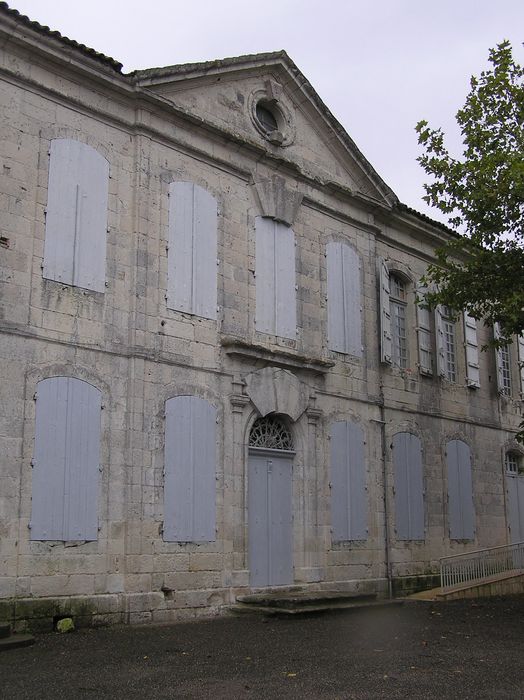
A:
0;623;35;652
406;586;442;601
231;590;403;616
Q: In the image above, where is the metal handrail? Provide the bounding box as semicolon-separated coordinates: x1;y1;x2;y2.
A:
440;541;524;593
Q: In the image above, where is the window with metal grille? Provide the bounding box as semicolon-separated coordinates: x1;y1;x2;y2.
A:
442;307;457;382
249;416;293;451
390;274;408;369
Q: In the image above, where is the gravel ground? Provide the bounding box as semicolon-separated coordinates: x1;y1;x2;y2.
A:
1;596;524;699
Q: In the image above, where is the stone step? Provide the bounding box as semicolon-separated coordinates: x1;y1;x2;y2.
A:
229;591;402;616
0;633;35;652
236;590;378;609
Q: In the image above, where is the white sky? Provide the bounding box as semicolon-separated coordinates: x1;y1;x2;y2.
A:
9;0;524;222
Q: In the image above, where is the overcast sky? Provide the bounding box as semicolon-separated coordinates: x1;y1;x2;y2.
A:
10;0;524;222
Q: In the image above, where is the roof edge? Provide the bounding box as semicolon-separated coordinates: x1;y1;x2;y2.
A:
129;50;289;80
132;50;398;208
0;2;123;72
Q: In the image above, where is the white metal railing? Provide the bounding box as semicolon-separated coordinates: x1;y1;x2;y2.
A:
440;541;524;593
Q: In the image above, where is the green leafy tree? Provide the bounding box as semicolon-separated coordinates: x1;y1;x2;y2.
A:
415;41;524;342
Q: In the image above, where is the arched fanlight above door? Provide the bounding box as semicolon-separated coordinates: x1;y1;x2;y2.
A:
249;415;294;451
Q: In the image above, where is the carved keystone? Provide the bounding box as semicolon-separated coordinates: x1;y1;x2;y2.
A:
251;175;303;227
244;367;309;421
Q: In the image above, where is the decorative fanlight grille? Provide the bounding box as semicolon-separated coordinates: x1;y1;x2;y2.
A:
249;416;293;450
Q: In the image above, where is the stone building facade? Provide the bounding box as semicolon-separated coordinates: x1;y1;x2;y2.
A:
1;3;523;627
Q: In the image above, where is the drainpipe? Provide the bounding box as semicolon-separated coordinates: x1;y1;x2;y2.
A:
375;385;392;599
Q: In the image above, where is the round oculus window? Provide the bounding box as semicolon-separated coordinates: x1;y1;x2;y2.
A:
249;88;296;147
255;102;279;133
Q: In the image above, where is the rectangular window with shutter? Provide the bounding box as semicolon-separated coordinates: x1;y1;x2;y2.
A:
329;421;367;542
44;139;109;292
378;259;392;364
463;312;480;388
392;432;425;540
416;286;433;375
167;182;218;319
506;471;524;544
31;377;101;541
327;241;362;357
255;217;296;339
163;395;217;542
518;335;524;396
446;439;475;540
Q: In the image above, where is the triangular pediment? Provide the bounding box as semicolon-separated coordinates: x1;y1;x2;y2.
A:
133;52;397;207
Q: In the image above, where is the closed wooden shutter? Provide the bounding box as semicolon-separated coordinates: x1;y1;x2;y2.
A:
330;421;367;541
255;217;296;338
43;139;109;292
435;305;447;377
446;439;475;540
463;312;480;388
518;335;524;396
416;286;433;375
378;259;392;363
506;475;524;544
163;396;217;542
167;182;218;319
392;432;425;540
31;377;101;541
327;241;362;356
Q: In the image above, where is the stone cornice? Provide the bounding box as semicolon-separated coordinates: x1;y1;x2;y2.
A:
221;337;334;374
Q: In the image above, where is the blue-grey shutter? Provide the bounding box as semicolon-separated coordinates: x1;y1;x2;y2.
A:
416;285;433;375
392;432;425;540
330;421;367;541
506;475;524;544
447;439;475;540
167;182;217;319
255;216;275;335
435;305;447;377
164;395;216;542
379;259;392;363
463;312;480;388
255;217;296;338
327;242;362;356
43;139;108;292
31;377;101;541
518;335;524;396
